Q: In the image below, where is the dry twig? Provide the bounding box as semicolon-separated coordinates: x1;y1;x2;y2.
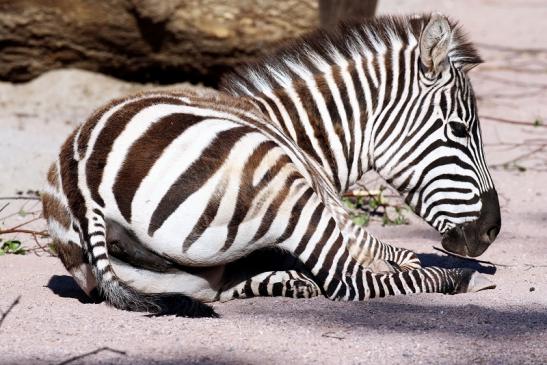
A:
432;246;547;269
0;196;41;201
432;246;505;266
56;347;127;365
0;296;21;330
481;115;546;128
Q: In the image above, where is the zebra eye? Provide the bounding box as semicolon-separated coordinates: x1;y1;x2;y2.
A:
449;122;468;138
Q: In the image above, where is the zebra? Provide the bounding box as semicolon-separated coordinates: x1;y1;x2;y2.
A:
41;14;501;317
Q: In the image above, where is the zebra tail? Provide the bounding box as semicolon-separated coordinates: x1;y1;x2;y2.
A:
84;208;218;318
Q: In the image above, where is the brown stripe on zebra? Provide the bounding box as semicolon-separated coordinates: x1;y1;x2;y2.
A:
148;125;256;236
293;203;328;257
77;102;114;160
374;47;409;143
59;129;87;229
221;142;294;252
41;192;71;230
86;97;186;208
347;59;368;179
369;57;381;111
331;64;355;184
113;113;203;223
274;187;315;244
273;88;321;163
54;240;87;271
321;67;352;161
182;174;229;252
42;164;71;229
250;172;302;243
256;94;293;138
47;163;59;188
293;77;342;191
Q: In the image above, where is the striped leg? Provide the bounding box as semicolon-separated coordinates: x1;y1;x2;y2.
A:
313;246;494;301
347;224;422;272
218;270;321;302
41;163;101;300
280;203;494;300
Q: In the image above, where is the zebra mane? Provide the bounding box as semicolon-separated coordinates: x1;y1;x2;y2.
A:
221;14;482;96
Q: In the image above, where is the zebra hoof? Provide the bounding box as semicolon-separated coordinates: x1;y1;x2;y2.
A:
466;272;496;293
453;269;496;294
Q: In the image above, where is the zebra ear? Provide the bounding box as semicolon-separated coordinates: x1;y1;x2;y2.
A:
419;14;452;77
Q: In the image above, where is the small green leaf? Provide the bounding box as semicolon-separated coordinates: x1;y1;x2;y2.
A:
0;240;26;255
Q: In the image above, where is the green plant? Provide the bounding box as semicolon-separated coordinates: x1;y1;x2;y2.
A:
0;240;26;255
342;186;409;227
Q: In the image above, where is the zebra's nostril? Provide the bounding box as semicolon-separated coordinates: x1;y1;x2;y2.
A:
486;226;499;243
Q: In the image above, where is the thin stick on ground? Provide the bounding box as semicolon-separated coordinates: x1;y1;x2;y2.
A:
0;228;49;237
0;296;21;330
0;196;41;201
56;347;127;365
489;145;547;171
433;246;547;269
481;115;546;128
432;246;510;267
0;202;9;215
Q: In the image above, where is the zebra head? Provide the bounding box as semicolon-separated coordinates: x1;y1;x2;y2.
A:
376;15;501;257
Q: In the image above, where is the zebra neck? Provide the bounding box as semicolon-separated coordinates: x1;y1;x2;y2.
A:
246;55;388;193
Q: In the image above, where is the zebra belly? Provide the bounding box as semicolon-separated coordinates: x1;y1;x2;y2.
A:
98;114;308;267
111;257;224;302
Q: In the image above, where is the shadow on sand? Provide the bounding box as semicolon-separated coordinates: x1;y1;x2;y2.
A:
46;275;98;304
417;252;497;274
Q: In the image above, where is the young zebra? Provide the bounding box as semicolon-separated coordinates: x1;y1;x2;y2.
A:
42;14;501;317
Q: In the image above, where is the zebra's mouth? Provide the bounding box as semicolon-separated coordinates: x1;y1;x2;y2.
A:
441;223;485;257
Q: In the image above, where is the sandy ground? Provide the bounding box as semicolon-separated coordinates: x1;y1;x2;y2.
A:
1;0;546;364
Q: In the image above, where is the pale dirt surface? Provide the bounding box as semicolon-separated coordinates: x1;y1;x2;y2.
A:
1;0;546;364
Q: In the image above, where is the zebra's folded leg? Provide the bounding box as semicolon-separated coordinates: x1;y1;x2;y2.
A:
287;239;495;300
41;174;103;303
348;267;497;299
218;270;321;302
347;228;421;272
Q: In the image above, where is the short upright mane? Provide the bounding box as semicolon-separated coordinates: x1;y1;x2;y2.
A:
221;14;482;96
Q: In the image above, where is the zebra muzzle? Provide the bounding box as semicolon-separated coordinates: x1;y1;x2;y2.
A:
441;189;501;257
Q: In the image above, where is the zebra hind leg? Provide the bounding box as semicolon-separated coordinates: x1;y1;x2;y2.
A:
218;270;321;302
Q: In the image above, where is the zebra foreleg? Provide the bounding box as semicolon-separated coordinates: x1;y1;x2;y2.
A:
304;249;494;300
218;270;321;302
347;226;422;272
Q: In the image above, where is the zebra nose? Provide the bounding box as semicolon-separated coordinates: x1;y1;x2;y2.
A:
484;225;500;244
477;189;501;246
